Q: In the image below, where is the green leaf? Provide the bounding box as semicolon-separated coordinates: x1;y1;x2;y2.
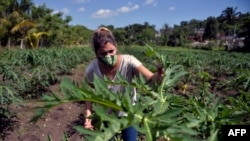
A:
63;131;69;141
152;101;170;116
166;124;200;136
144;44;160;58
207;129;219;141
47;135;52;141
29;107;47;123
152;109;183;124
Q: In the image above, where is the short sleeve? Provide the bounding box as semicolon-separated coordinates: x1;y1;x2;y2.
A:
84;60;97;83
129;55;142;68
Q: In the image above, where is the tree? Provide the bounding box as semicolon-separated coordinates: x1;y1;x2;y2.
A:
188;19;205;38
11;19;36;49
25;31;50;48
112;28;127;46
33;10;70;47
31;4;54;47
167;25;188;46
123;23;156;45
141;25;155;45
0;0;20;48
159;24;170;46
220;7;241;25
17;0;34;18
219;7;241;36
70;25;92;45
0;0;34;48
203;17;218;40
237;13;250;52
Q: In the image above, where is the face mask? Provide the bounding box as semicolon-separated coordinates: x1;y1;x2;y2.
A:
99;55;117;67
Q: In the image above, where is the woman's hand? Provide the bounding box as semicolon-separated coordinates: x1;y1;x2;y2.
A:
151;65;164;84
136;64;164;85
84;103;93;130
84;118;94;130
157;65;164;78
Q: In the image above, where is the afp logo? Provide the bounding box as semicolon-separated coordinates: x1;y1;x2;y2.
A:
228;128;246;136
222;125;250;141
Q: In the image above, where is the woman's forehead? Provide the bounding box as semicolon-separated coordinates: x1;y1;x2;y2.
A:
99;42;116;51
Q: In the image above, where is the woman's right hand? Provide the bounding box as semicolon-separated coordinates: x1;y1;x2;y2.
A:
84;102;93;130
84;119;94;130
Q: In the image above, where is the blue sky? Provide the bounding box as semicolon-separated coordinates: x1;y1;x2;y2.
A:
33;0;250;30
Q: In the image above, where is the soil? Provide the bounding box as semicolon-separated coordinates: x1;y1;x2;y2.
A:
1;65;87;141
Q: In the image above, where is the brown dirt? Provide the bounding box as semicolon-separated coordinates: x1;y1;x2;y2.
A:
1;65;86;141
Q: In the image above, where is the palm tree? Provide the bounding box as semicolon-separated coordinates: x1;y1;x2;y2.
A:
25;31;50;48
0;0;18;49
219;7;241;37
11;19;36;49
0;0;34;49
220;7;241;25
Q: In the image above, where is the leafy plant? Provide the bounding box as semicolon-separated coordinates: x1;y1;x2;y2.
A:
0;85;21;106
29;46;250;141
30;46;198;141
0;45;249;141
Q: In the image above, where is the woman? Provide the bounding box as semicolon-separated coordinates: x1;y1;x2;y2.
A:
84;27;164;141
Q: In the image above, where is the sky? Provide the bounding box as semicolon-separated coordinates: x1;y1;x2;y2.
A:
33;0;250;30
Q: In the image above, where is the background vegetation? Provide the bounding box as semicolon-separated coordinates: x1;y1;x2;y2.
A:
0;0;250;51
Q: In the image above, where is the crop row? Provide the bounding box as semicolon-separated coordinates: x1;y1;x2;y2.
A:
120;46;250;95
0;47;94;105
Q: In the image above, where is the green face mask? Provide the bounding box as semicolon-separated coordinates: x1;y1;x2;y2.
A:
99;55;118;67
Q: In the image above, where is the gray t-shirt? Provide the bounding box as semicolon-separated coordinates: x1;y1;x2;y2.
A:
85;55;142;116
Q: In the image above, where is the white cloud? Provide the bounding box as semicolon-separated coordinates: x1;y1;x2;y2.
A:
78;7;85;12
144;0;157;7
117;6;130;13
52;10;60;15
168;6;175;11
117;4;139;13
92;2;139;18
76;0;90;3
62;8;70;14
92;9;118;18
145;0;155;5
51;8;70;15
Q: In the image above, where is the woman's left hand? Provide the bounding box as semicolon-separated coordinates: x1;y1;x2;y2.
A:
151;65;165;84
157;65;165;83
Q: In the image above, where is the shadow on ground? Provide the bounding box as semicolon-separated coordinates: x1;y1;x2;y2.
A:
0;107;19;140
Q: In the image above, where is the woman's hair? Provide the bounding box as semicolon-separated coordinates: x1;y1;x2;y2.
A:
92;27;117;52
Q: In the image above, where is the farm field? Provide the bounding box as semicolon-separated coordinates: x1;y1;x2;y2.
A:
0;46;250;141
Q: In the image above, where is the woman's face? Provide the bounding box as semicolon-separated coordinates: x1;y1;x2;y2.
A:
96;42;117;58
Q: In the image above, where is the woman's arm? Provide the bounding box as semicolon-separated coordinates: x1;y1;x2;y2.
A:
84;82;94;130
136;64;164;84
136;65;154;80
